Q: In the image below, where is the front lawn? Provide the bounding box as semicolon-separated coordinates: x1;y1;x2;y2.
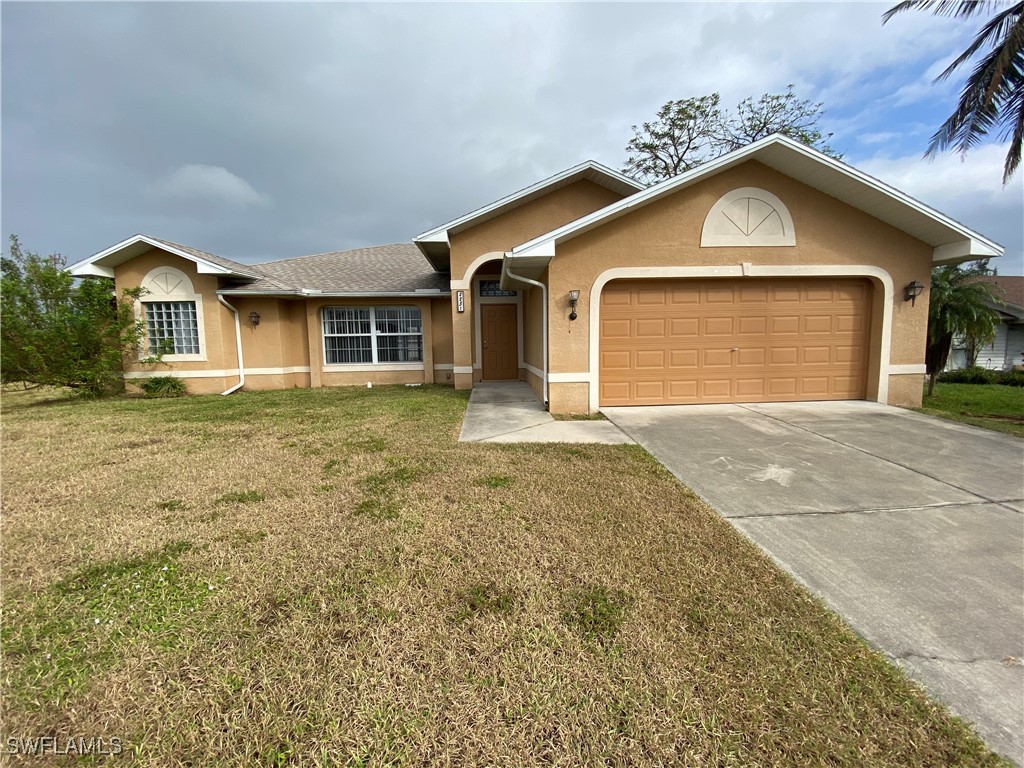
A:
918;382;1024;437
0;385;1005;766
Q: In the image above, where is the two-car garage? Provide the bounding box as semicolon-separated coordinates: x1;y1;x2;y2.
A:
598;277;872;406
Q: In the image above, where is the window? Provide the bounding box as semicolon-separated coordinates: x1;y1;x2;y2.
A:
323;306;423;364
479;279;517;297
146;301;200;355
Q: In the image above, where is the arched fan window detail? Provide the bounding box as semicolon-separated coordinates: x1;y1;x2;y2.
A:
700;187;796;247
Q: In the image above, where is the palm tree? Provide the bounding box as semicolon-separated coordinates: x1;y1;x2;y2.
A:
883;0;1023;183
925;262;1001;395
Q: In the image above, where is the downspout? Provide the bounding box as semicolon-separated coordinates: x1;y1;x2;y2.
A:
217;294;245;395
502;255;548;406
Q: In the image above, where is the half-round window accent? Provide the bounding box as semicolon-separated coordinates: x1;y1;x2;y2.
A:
700;187;796;247
140;266;196;297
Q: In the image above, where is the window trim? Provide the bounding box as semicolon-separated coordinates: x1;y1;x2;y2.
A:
136;266;207;362
321;305;425;368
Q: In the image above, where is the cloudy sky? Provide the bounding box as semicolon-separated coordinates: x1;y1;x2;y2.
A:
3;2;1022;274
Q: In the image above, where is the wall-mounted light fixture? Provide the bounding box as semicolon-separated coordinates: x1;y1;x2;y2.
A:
903;281;925;307
248;311;261;327
568;290;580;321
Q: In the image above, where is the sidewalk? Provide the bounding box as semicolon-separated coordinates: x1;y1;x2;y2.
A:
458;381;634;444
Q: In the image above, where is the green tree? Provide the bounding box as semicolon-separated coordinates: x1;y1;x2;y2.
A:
925;261;1001;394
883;0;1023;183
623;86;840;183
1;235;147;396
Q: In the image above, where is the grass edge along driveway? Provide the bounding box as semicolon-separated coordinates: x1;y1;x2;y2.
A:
0;384;1009;766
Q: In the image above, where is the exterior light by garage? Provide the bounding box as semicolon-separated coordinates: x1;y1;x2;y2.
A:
568;289;580;321
903;281;925;306
248;311;261;327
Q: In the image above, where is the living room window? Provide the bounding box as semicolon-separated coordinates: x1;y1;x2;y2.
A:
146;301;200;355
323;306;423;364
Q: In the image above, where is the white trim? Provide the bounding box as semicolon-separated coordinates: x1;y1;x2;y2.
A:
432;363;454;371
549;371;593;383
587;264;896;412
889;364;927;375
413;161;643;244
451;252;504;288
453;366;474;375
509;134;1002;263
700;187;796;247
68;234;259;279
524;363;545;380
473;275;524;375
124;366;311;380
323;363;424;372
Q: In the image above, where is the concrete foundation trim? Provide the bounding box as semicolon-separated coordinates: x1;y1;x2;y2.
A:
587;264;896;412
124;366;311;380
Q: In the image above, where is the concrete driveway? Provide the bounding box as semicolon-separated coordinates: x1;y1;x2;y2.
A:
603;401;1024;763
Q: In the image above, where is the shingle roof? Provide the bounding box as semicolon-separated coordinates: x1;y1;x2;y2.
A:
145;235;264;279
972;275;1024;314
225;243;448;295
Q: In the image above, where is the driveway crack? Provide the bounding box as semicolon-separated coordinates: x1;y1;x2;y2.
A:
891;651;1022;667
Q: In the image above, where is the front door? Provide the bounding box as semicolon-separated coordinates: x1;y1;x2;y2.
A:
481;304;518;380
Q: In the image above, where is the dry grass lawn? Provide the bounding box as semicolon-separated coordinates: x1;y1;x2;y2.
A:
0;384;1007;766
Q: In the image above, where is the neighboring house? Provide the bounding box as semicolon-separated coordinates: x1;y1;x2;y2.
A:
69;134;1003;413
946;275;1024;372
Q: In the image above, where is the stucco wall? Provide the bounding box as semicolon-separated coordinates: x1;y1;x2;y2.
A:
543;160;934;412
114;250;235;380
448;180;628;390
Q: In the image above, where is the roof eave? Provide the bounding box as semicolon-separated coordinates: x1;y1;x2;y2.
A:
508;134;1004;264
217;289;450;298
67;234;261;279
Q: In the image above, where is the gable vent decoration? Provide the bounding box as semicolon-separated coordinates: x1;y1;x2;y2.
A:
701;187;796;248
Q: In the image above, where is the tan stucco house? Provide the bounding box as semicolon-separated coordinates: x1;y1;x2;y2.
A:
69;135;1003;413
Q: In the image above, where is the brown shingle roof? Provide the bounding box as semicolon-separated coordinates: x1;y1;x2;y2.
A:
227;243;448;295
972;275;1024;313
146;235;265;279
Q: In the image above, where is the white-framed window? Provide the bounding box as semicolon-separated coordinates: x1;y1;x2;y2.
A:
323;306;423;365
137;266;207;362
146;301;200;355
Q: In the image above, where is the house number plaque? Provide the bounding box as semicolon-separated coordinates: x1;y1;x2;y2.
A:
456;290;465;313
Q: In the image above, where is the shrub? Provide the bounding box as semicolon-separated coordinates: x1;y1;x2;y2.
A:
997;369;1024;387
937;367;997;385
141;376;188;398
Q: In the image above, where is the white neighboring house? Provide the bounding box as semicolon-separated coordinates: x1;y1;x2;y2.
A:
947;275;1024;371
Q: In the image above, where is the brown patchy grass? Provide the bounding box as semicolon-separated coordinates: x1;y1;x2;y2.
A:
0;385;1007;767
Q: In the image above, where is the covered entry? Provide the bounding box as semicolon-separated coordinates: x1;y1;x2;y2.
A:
599;277;871;406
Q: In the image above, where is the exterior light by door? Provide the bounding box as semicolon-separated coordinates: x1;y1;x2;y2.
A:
904;281;925;306
248;311;261;327
568;289;580;321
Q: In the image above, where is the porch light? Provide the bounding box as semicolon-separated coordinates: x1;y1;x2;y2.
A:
903;281;925;306
568;289;580;321
248;311;261;327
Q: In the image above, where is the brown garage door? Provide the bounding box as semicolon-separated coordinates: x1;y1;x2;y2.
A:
599;278;871;406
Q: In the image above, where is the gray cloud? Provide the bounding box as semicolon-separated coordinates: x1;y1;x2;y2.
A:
3;2;1017;273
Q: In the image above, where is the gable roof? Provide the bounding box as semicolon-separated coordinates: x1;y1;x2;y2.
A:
972;275;1024;319
506;134;1004;278
68;234;263;279
220;243;448;296
413;160;644;271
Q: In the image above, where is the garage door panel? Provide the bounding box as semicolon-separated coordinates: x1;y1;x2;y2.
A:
635;350;666;369
600;278;870;406
635;318;667;337
703;348;734;367
704;317;735;336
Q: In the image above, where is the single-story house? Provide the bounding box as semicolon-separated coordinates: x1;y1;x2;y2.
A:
946;275;1024;371
69;134;1003;413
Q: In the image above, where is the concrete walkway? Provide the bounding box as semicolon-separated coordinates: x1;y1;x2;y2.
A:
604;401;1024;764
458;381;633;444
